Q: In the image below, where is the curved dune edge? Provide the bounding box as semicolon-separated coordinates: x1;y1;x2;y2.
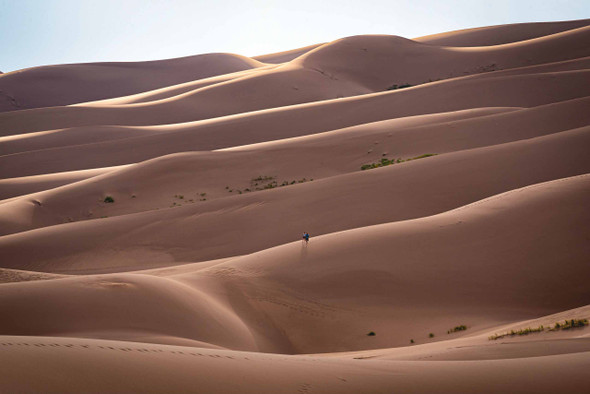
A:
1;332;589;393
1;174;588;351
2;69;588;179
2;98;589;235
1;25;589;136
1;124;588;270
0;53;266;113
0;165;129;201
414;18;590;46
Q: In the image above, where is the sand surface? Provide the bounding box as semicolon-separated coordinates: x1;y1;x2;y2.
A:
1;19;589;393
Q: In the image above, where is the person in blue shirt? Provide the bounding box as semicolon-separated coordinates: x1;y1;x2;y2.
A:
302;232;310;243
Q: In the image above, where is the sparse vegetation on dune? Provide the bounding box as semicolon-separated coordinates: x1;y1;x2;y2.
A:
386;83;413;91
361;154;437;170
225;176;314;194
447;325;467;334
489;319;588;340
251;175;275;183
553;318;589;330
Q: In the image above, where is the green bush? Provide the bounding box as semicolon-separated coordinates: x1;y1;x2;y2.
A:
386;83;413;91
251;175;275;183
361;154;437;171
447;325;467;334
556;318;588;330
103;196;114;203
489;325;546;340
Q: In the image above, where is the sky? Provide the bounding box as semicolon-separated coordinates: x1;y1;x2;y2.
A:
1;0;588;73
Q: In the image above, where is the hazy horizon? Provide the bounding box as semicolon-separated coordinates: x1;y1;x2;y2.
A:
1;0;589;73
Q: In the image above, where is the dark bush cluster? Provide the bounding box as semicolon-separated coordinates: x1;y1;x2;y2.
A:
361;154;436;171
447;325;467;334
386;83;413;91
489;318;588;340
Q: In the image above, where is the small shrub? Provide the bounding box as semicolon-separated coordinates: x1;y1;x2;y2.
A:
360;154;437;171
367;331;376;336
406;153;436;161
410;339;414;344
429;333;434;338
386;83;413;91
251;175;275;183
104;196;115;203
554;318;588;330
447;325;467;334
489;324;548;340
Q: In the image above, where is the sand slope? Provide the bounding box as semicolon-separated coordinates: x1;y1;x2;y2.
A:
2;68;588;178
1;24;589;136
0;53;265;112
2;97;589;235
1;125;589;272
253;43;324;63
1;334;589;394
1;174;588;350
415;18;590;46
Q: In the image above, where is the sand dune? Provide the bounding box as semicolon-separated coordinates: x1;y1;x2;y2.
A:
253;43;324;63
0;166;128;201
2;69;588;178
1;125;589;270
79;65;278;106
0;174;588;355
1;19;589;393
1;25;588;136
3;55;588;161
415;18;590;46
0;53;265;113
2;97;590;235
1;333;588;393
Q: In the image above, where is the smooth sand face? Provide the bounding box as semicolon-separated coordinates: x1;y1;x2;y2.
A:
0;53;266;113
1;19;589;393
